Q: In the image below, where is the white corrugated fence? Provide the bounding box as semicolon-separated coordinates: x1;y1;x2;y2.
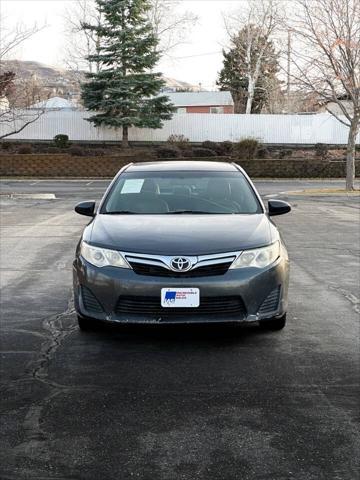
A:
1;111;358;144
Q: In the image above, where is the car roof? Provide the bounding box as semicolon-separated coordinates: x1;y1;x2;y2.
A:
125;161;240;172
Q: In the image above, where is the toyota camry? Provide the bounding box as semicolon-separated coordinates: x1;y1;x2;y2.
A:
73;161;291;331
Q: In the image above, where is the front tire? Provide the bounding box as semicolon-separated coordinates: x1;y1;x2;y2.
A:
259;314;286;331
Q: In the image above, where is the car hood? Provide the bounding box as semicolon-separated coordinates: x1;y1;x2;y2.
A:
87;214;273;255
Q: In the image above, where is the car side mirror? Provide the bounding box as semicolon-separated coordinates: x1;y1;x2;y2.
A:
75;201;96;217
268;200;291;216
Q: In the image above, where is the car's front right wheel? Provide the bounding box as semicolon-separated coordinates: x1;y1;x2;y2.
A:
259;314;286;331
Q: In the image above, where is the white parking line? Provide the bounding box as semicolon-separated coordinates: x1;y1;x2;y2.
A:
10;193;56;200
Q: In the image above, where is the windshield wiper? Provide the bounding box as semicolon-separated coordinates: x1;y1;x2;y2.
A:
103;210;137;215
103;210;234;215
166;210;219;214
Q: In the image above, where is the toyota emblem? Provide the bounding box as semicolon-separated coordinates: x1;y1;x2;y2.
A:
170;257;191;272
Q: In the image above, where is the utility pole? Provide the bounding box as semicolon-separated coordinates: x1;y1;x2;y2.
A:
287;29;291;112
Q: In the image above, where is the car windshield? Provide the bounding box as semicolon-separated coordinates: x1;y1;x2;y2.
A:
101;171;262;215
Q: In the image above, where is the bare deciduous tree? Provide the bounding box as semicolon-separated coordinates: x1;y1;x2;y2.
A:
62;0;198;74
289;0;360;190
0;107;44;140
0;19;45;140
148;0;198;56
63;0;102;74
225;0;283;114
0;21;44;62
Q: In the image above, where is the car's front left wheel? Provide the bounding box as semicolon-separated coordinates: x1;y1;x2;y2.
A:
259;314;286;331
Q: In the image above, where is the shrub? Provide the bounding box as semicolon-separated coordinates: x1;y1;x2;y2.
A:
91;148;106;156
192;147;217;157
201;141;232;156
315;143;328;158
1;142;11;150
201;141;220;154
234;138;259;159
178;145;194;158
219;141;233;155
43;146;59;154
277;149;293;159
157;146;180;158
180;148;194;158
18;145;32;154
69;146;85;156
53;134;69;148
257;147;270;159
167;134;189;146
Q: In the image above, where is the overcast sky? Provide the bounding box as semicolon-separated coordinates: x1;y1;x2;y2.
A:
1;0;245;89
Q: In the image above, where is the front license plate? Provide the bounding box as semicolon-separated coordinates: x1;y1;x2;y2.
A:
161;288;200;308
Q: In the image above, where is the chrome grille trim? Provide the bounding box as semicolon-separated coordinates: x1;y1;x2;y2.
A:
193;254;239;269
122;251;241;272
125;256;172;270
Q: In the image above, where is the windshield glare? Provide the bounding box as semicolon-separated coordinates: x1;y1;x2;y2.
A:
102;171;262;215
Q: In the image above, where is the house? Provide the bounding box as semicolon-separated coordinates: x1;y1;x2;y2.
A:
316;95;354;116
29;96;77;111
165;91;234;114
161;77;198;92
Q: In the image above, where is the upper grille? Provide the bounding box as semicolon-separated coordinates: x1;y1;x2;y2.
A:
115;295;246;318
123;251;239;278
129;261;232;277
81;286;104;313
258;287;280;315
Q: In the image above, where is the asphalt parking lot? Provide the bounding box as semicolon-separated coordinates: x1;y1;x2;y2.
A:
0;179;359;480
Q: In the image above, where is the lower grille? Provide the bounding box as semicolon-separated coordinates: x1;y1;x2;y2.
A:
81;286;104;313
115;295;246;318
258;287;280;315
129;262;232;277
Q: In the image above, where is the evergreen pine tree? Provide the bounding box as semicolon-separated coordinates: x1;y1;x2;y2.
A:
217;26;280;114
81;0;174;147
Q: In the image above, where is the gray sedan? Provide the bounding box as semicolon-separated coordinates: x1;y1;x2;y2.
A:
73;161;290;330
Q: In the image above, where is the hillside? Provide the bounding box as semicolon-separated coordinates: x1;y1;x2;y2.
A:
1;60;197;97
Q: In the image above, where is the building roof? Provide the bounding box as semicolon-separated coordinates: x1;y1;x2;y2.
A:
30;96;76;110
164;91;234;107
162;77;197;92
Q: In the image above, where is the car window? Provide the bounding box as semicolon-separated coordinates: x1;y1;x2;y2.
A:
102;171;262;214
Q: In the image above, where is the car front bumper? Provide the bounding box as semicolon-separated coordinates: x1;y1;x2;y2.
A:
73;251;289;325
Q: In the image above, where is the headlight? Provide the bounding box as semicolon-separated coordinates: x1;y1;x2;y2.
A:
80;241;131;269
230;241;280;269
